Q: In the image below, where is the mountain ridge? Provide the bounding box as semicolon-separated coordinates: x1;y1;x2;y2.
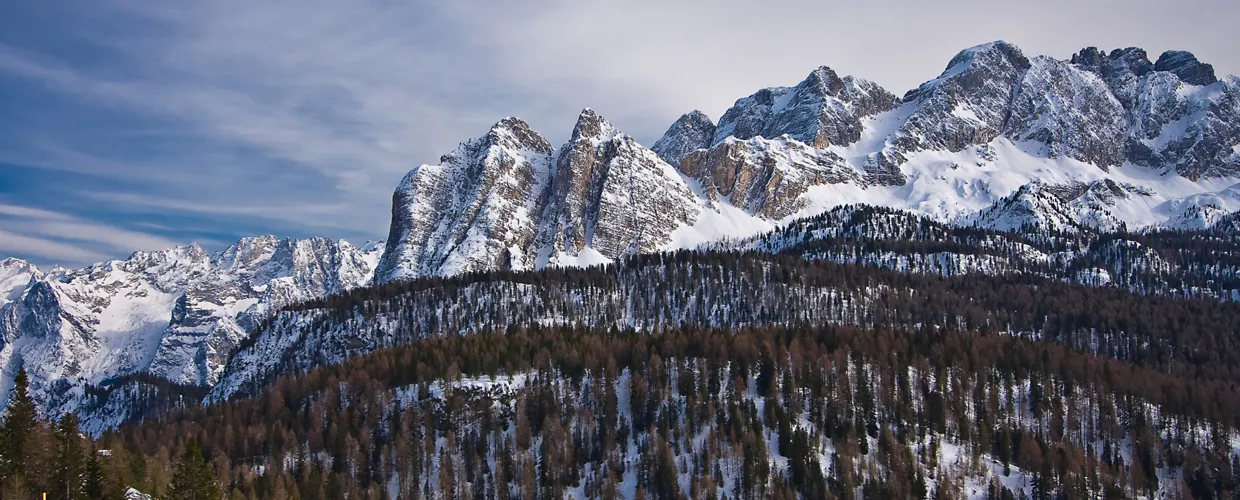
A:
0;234;383;425
3;40;1240;432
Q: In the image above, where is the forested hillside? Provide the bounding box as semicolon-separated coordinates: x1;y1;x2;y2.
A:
49;323;1240;498
206;245;1240;404
2;198;1219;499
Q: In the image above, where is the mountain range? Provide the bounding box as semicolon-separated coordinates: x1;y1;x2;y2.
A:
375;41;1240;283
2;40;1239;431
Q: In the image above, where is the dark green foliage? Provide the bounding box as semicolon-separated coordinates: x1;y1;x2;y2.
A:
54;413;87;500
168;438;222;500
87;321;1240;498
84;449;106;499
0;365;146;498
0;365;38;493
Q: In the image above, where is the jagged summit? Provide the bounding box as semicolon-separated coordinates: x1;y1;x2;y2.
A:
568;108;620;143
651;110;715;166
712;65;897;150
0;234;383;427
377;41;1239;287
1154;50;1217;86
4;41;1240;433
375;108;700;284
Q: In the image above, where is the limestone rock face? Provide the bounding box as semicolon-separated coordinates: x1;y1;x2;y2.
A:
1071;47;1240;179
680;136;856;219
0;258;41;308
883;41;1032;167
376;109;701;282
1070;47;1155;110
536;110;701;262
0;235;382;420
963;180;1153;233
375;118;555;282
1154;50;1217;86
712;66;897;150
1004;56;1128;168
651;110;716;167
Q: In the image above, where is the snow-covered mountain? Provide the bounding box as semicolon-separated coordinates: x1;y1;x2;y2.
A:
374;41;1240;285
4;40;1240;430
0;236;382;416
374;109;701;282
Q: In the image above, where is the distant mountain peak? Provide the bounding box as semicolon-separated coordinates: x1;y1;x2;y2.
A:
569;107;620;143
652;110;716;166
1154;50;1217;86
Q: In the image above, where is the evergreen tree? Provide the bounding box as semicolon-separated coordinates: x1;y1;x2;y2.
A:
84;448;106;500
0;365;38;489
54;413;87;500
168;438;223;500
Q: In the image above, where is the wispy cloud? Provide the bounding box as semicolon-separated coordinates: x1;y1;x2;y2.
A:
0;203;181;268
0;0;1236;267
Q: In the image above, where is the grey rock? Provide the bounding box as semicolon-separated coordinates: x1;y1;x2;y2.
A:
965;179;1152;232
680;136;856;219
374;117;555;282
377;109;702;282
713;66;897;149
0;235;382;421
651;110;716;166
1004;56;1127;168
1154;50;1218;86
535;109;701;260
884;41;1031;168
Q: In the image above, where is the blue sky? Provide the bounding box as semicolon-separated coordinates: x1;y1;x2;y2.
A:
2;0;1236;268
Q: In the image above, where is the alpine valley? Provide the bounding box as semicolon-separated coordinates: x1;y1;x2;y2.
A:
5;41;1240;499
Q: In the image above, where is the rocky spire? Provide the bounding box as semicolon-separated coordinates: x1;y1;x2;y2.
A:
1154;50;1218;86
651;110;716;167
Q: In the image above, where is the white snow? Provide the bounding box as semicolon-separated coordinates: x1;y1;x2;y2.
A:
546;247;614;269
0;236;385;421
952;105;983;123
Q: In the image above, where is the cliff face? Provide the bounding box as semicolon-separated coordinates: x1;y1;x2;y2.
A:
376;109;701;282
0;236;382;419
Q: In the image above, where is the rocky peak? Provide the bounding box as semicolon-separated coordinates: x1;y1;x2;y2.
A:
964;180;1150;233
377;116;556;283
1154;50;1217;86
437;117;554;168
538;109;701;261
1004;56;1127;168
1070;47;1154;110
486;117;554;154
651;110;716;166
0;232;385;420
908;41;1031;101
217;235;281;272
713;66;896;149
881;41;1030;174
0;259;40;307
680;136;856;219
569;108;620;144
1071;47;1153;79
803;66;847;96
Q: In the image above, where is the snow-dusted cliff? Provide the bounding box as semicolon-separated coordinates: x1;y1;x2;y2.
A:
5;40;1240;430
0;237;382;417
375;41;1240;286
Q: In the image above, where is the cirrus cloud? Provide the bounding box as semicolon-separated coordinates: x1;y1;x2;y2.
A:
0;0;1236;268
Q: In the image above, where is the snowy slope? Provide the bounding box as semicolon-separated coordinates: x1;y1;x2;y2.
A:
0;236;383;417
6;40;1240;429
0;258;40;307
375;109;701;283
373;41;1240;286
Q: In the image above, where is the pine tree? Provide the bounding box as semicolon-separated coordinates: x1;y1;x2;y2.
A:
168;438;223;500
54;413;87;500
0;365;37;488
84;448;106;500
